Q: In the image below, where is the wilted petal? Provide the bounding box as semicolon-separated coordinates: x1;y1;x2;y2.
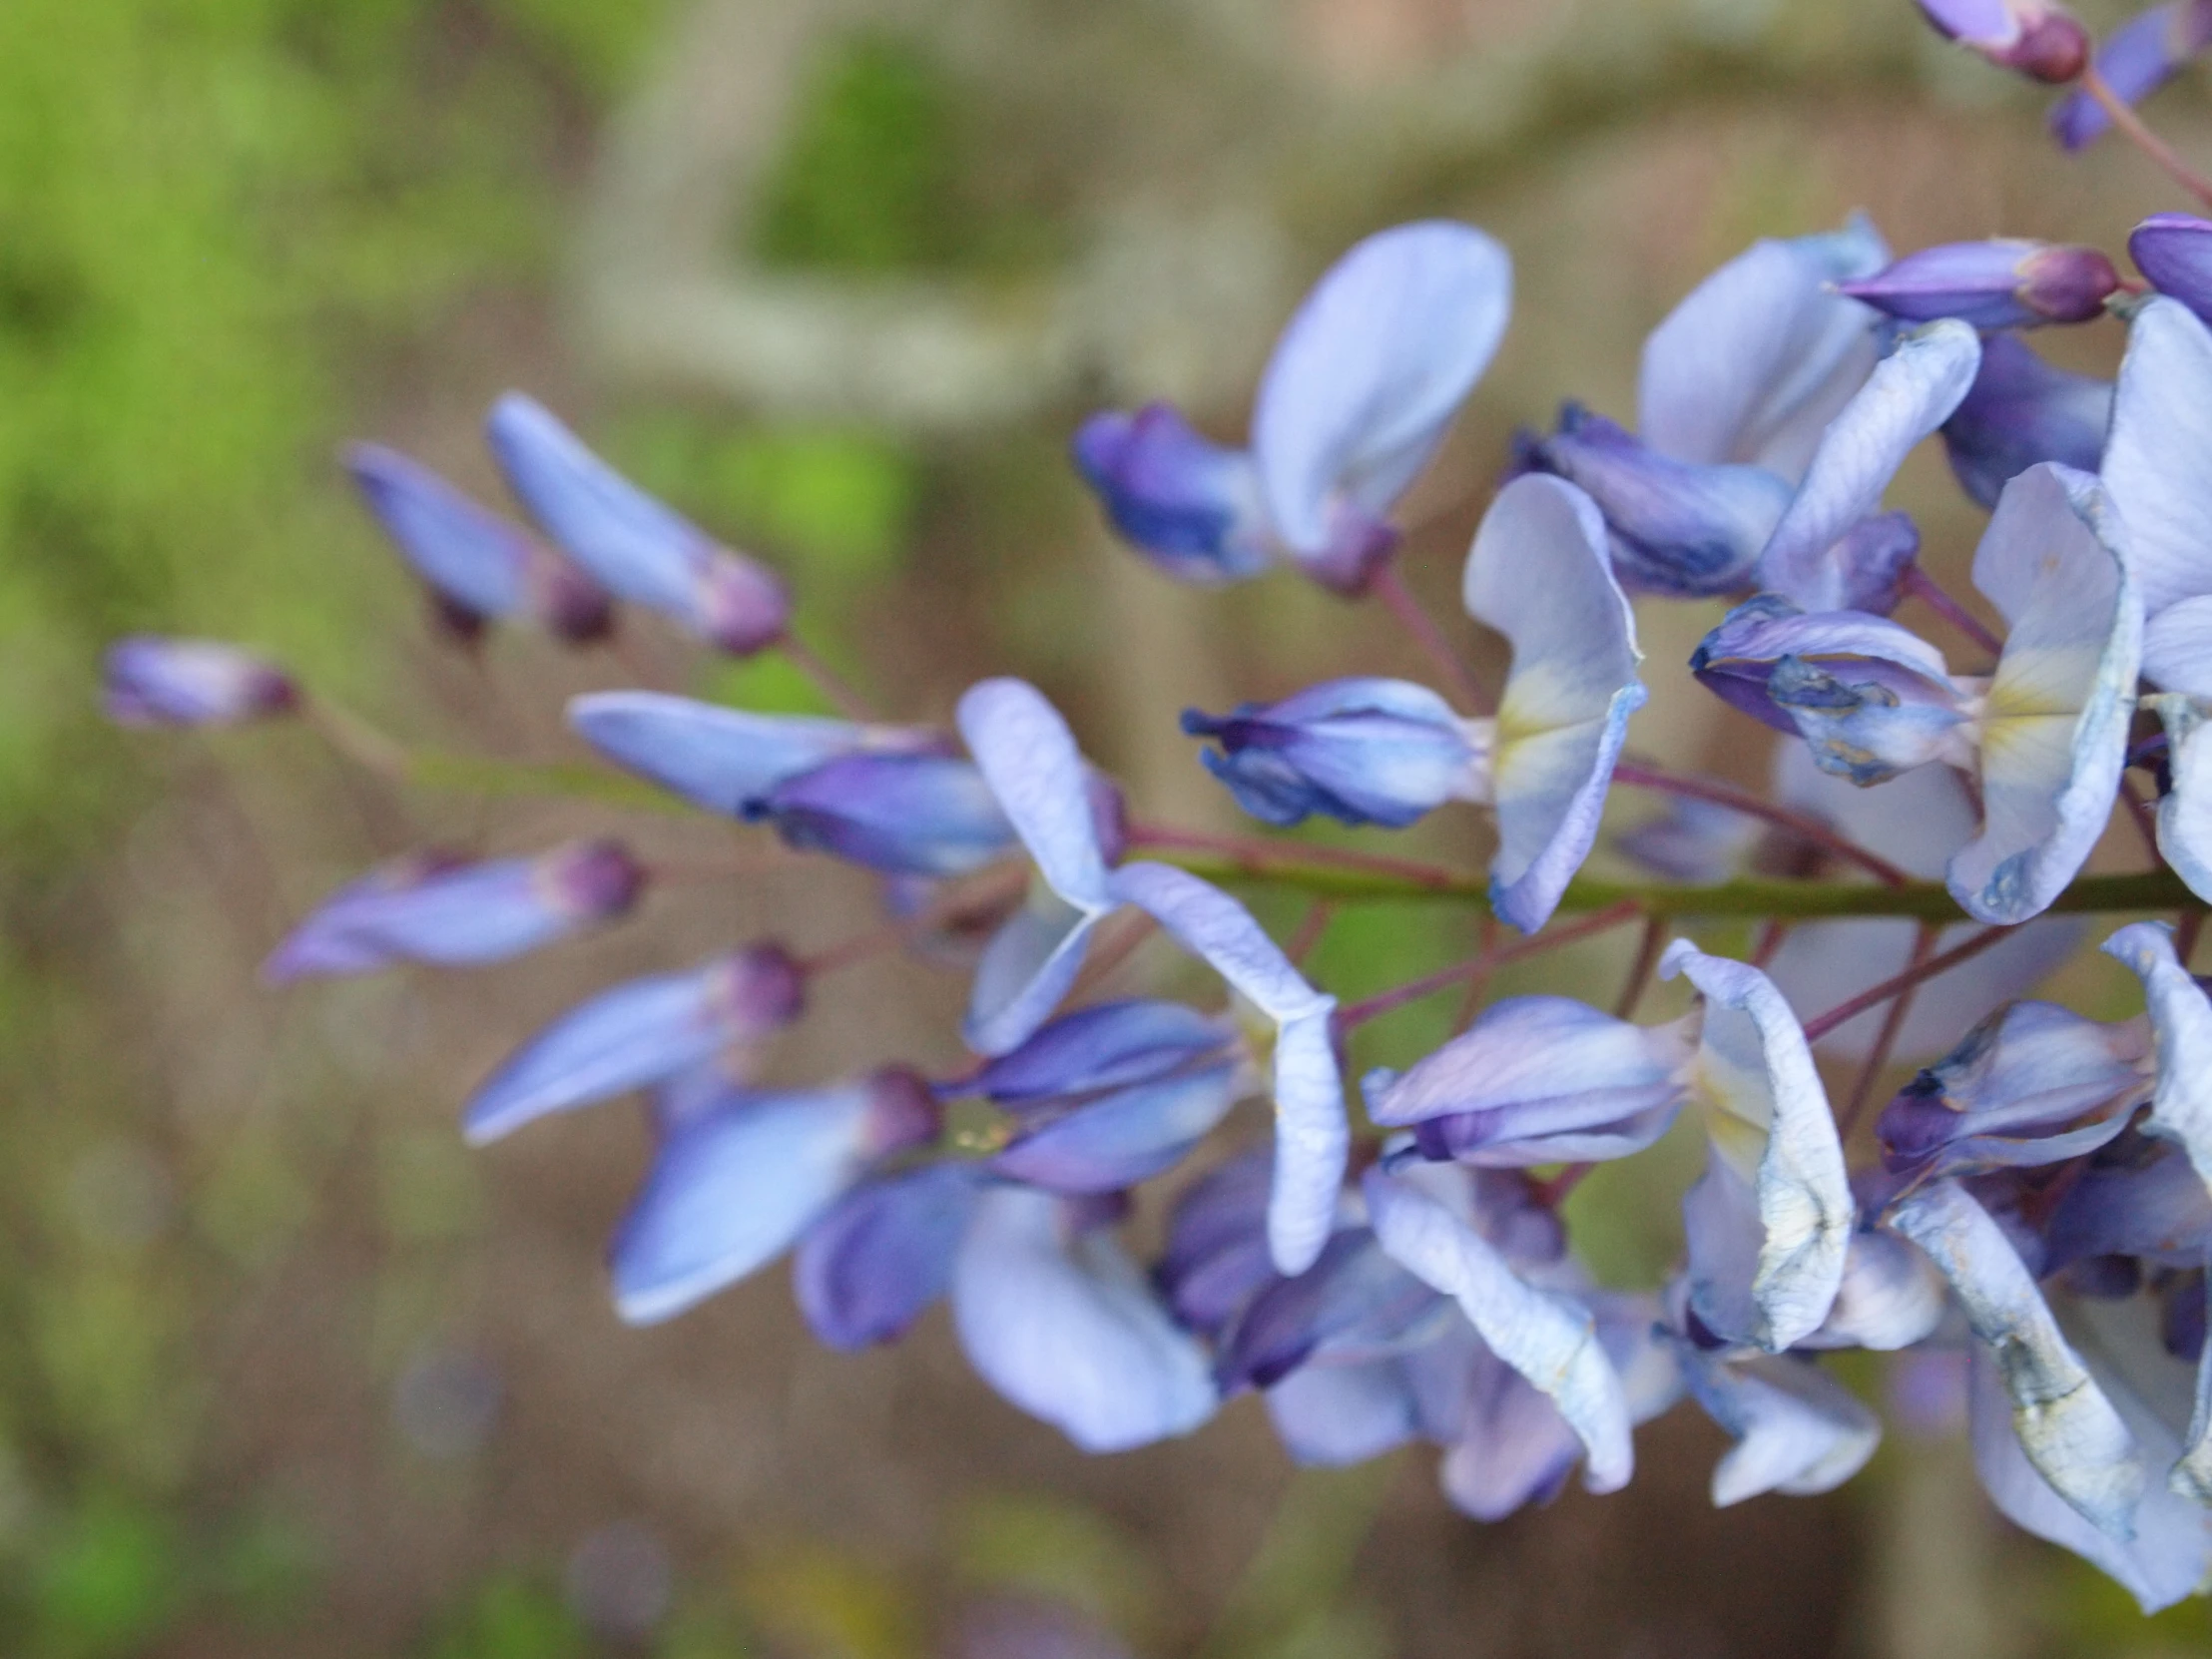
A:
1758;321;1981;612
1639;220;1888;478
486;394;789;652
1675;1343;1881;1504
462;945;804;1143
1878;999;2148;1178
991;1063;1240;1193
794;1163;983;1351
1252;222;1511;588
1463;474;1648;932
1182;678;1487;830
1072;404;1273;584
1941;332;2112;512
265;840;643;982
611;1069;939;1325
103;637;297;728
1664;942;1852;1352
1801;1229;1947;1351
1364;1163;1633;1493
1948;465;2141;923
1890;1178;2145;1536
1364;995;1692;1167
2104;921;2212;1197
2052;8;2212;149
2102;296;2212;632
1108;860;1346;1277
950;1185;1217;1452
1967;1343;2212;1611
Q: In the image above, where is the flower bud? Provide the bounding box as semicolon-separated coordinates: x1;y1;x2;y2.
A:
2130;214;2212;323
1837;240;2119;329
1914;0;2090;83
103;637;298;727
1073;404;1273;585
2050;1;2212;151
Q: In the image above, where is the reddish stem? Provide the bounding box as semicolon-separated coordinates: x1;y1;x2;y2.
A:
2080;65;2212;212
1370;562;1488;713
1900;566;2002;659
1610;762;1912;887
1333;901;1644;1032
1531;1162;1596;1209
1836;922;1937;1139
779;630;878;723
1802;924;2011;1044
1614;913;1667;1020
1287;899;1338;967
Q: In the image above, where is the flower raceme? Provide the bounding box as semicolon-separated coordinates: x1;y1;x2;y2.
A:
105;201;2212;1614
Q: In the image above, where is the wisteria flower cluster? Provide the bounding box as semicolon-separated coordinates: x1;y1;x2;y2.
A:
102;0;2212;1614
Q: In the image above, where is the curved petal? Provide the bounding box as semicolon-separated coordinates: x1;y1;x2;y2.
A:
1158;1148;1280;1336
1216;1229;1447;1390
989;1062;1240;1193
1758;321;1981;611
1364;1163;1633;1493
970;999;1236;1104
958;679;1114;910
1072;404;1273;583
794;1163;983;1351
344;443;531;620
1435;1353;1588;1521
1252;222;1512;558
1639;221;1888;477
2145;597;2212;697
1800;1229;1947;1351
2104;921;2212;1198
1675;1343;1881;1504
760;754;1015;876
1463;474;1647;932
611;1084;883;1324
1940;332;2111;512
963;889;1106;1058
2102;295;2212;625
1663;942;1852;1352
1949;464;2141;923
1265;1360;1421;1465
569;692;904;816
1109;860;1347;1277
2053;10;2212;151
950;1186;1217;1452
1889;1179;2145;1537
2150;694;2212;897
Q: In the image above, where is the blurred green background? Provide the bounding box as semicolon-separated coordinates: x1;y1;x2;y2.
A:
5;0;2212;1654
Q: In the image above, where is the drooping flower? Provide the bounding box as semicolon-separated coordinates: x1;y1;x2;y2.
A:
2050;4;2212;150
486;394;791;653
343;442;611;642
1076;221;1512;593
1836;241;2120;329
461;944;805;1143
103;637;298;728
1911;0;2092;82
264;840;644;982
1668;1338;1882;1505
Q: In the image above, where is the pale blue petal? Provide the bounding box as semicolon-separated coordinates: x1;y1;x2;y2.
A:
1462;474;1647;932
1252;223;1511;556
345;443;530;619
990;1063;1240;1193
971;999;1235;1103
957;679;1113;911
1800;1230;1947;1351
2149;694;2212;899
1216;1229;1447;1389
1265;1360;1420;1465
1664;942;1852;1351
2104;921;2212;1199
1158;1149;1278;1336
1679;1144;1764;1347
1436;1355;1587;1521
794;1163;983;1350
1967;1344;2212;1612
1949;464;2142;924
1364;1163;1634;1493
2103;295;2212;624
569;692;894;815
1758;321;1981;610
1109;859;1347;1277
950;1185;1216;1452
1639;221;1889;477
611;1085;876;1324
2145;597;2212;697
1677;1343;1881;1504
963;888;1105;1058
1890;1178;2146;1537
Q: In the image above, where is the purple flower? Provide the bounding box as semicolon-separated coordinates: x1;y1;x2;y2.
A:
1837;241;2120;329
344;442;611;642
1941;333;2111;510
795;1163;984;1350
2051;3;2212;149
2130;214;2212;322
1077;222;1511;593
462;944;805;1143
2102;297;2212;697
1155;1149;1280;1336
1912;0;2092;82
486;394;790;654
748;753;1018;876
103;637;297;727
264;840;644;982
1670;1340;1881;1504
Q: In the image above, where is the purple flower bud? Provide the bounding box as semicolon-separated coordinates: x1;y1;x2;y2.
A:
2130;214;2212;323
2050;2;2212;150
486;393;791;655
1941;333;2112;510
1914;0;2091;82
1072;405;1273;585
1837;241;2120;329
1182;678;1487;830
1512;405;1792;598
344;442;612;645
795;1162;982;1350
463;943;805;1143
264;839;645;982
103;637;298;727
968;1000;1237;1107
748;753;1017;876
